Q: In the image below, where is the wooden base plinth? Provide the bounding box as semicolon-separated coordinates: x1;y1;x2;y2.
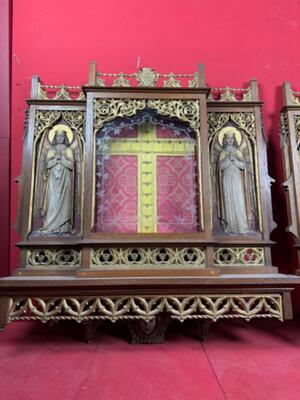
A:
0;274;300;341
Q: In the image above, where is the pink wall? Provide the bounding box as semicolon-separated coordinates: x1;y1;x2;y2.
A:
0;0;11;276
10;0;300;271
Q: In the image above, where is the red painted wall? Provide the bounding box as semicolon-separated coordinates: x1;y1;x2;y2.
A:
0;0;11;276
10;1;300;272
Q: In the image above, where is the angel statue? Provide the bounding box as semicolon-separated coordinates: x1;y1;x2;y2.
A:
212;127;257;234
38;125;80;234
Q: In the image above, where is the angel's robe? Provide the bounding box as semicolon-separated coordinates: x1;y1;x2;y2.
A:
40;144;74;234
218;146;249;234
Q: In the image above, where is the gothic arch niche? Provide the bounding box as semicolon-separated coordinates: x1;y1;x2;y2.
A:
209;118;260;235
30;112;85;236
93;108;200;233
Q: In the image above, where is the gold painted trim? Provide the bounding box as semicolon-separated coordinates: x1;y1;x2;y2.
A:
26;249;81;268
8;294;283;323
213;247;265;266
91;247;205;267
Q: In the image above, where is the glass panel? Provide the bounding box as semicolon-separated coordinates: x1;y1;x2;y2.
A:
95;109;199;233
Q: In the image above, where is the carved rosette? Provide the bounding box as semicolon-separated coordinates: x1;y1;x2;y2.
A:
91;247;205;268
136;67;159;87
8;294;283;323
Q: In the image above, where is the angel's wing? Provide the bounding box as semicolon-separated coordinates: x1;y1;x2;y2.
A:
69;136;82;213
35;132;52;217
239;135;258;227
210;137;222;176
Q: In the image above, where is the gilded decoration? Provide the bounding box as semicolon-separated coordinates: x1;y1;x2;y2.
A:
213;247;264;266
163;73;181;88
26;249;81;267
112;73;130;87
34;111;86;141
147;99;200;136
96;68;198;88
37;83;84;101
93;68;254;101
207;112;256;138
93;99;147;131
188;74;198;88
94;99;200;136
8;294;283;323
208;87;252;102
91;247;205;268
136;67;159;87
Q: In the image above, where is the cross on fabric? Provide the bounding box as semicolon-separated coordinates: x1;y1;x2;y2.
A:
108;122;195;232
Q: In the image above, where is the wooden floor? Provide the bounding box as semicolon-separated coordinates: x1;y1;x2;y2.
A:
1;319;300;400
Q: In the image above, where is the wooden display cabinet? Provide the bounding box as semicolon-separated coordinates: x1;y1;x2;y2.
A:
281;82;300;275
0;63;299;342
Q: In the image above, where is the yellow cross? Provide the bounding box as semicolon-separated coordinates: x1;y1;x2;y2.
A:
108;123;195;233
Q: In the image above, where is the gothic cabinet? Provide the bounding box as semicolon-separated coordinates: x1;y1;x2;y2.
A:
0;63;298;340
281;83;300;274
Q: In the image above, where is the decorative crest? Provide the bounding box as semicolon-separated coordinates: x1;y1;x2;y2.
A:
136;67;159;87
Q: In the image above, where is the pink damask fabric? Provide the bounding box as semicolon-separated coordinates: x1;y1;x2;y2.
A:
94;114;199;233
157;156;198;232
95;155;138;232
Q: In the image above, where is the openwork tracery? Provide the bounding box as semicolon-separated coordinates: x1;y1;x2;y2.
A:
94;99;200;136
26;249;81;267
214;247;264;266
8;294;283;323
91;247;205;267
